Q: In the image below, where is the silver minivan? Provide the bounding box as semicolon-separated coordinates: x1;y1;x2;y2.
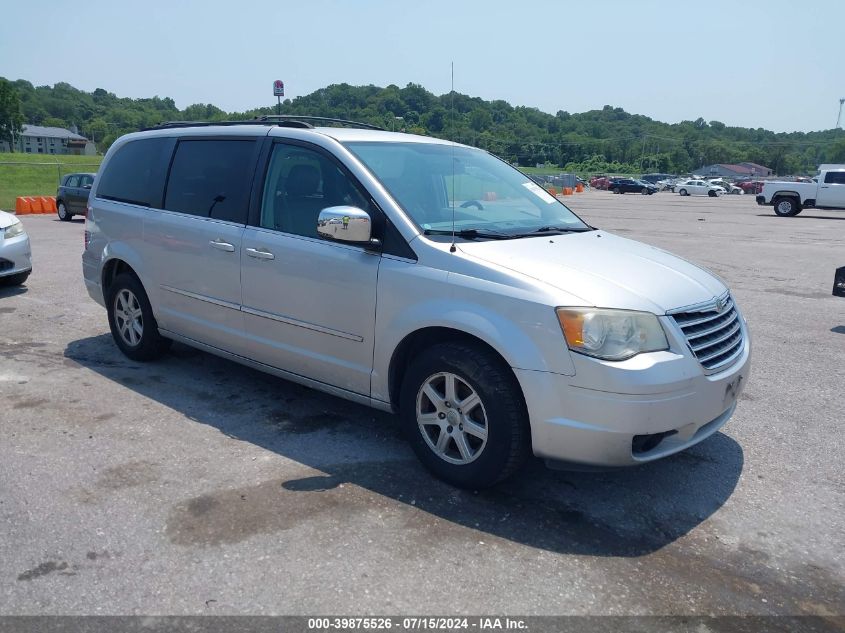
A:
82;118;751;488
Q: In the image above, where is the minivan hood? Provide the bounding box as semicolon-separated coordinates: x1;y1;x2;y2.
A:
458;231;727;313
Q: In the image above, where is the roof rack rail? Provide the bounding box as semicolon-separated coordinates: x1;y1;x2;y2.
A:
145;116;385;132
144;120;265;131
252;115;385;130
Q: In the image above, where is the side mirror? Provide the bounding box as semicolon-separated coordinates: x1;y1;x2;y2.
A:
834;266;845;298
317;206;375;245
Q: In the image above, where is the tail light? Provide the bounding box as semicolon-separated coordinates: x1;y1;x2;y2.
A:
84;206;92;249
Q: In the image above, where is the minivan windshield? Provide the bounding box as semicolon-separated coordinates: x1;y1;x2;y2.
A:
344;141;590;238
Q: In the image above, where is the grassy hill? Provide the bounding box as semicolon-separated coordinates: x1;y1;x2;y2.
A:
0;153;101;211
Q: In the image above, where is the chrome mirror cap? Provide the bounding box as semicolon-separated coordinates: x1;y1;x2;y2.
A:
317;206;372;244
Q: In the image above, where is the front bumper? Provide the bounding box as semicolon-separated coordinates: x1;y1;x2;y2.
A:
515;317;751;467
0;232;32;278
756;195;766;205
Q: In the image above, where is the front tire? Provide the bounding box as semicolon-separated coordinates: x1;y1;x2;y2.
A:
641;188;649;195
106;273;171;361
773;196;801;217
57;202;72;221
708;190;717;197
400;342;530;489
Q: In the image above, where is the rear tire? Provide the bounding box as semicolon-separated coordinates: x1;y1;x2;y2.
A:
773;196;801;217
106;273;171;361
57;202;72;221
679;189;688;196
613;187;621;194
399;342;530;489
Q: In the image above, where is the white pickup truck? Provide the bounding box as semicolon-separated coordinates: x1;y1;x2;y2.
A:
757;167;845;216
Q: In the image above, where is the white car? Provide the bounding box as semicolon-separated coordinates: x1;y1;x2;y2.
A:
676;180;724;197
708;179;743;195
0;210;32;286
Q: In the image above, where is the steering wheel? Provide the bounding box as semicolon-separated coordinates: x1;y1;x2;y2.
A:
459;200;484;210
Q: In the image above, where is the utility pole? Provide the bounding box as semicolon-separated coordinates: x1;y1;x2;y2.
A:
639;135;647;173
837;98;845;129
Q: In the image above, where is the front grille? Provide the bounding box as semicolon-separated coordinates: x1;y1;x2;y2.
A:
671;294;744;371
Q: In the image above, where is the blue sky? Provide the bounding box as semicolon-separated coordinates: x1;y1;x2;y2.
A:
2;0;844;132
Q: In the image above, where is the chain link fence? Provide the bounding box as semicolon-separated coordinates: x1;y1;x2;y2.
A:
0;159;102;211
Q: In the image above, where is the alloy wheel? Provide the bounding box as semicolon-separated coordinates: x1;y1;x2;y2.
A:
416;372;488;465
114;289;144;347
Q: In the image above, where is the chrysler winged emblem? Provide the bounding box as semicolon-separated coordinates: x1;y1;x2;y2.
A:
715;296;726;312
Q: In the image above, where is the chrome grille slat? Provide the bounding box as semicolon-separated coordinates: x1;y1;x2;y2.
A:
671;294;744;371
686;311;738;341
697;331;743;363
704;343;745;371
672;297;734;328
689;320;742;352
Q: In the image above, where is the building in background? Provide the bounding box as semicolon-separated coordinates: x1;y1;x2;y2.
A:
695;162;773;178
0;124;96;155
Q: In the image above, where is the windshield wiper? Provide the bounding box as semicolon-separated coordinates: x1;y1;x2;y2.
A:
518;225;595;236
423;228;514;240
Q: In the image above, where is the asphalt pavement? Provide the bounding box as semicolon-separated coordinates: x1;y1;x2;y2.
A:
0;192;843;617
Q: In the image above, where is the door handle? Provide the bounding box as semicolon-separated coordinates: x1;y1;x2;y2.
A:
245;247;275;260
209;239;235;252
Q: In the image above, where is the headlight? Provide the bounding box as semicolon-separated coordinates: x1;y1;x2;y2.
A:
4;220;25;238
556;308;669;361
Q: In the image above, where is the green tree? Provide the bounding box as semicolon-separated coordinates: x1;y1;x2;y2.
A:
469;108;492;132
43;116;68;128
0;78;25;151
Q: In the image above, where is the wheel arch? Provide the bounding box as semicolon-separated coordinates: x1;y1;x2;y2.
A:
387;327;523;414
101;257;142;298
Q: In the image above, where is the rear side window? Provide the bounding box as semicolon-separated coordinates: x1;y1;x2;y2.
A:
164;139;256;223
66;175;80;187
824;171;845;184
97;138;173;207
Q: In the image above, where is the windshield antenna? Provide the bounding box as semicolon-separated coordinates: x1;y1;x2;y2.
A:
450;61;457;253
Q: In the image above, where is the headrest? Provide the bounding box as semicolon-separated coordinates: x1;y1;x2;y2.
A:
286;165;320;197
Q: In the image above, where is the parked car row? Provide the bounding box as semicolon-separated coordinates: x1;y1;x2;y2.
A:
592;174;746;197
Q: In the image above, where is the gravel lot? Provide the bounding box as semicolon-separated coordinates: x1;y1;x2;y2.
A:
1;192;843;617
